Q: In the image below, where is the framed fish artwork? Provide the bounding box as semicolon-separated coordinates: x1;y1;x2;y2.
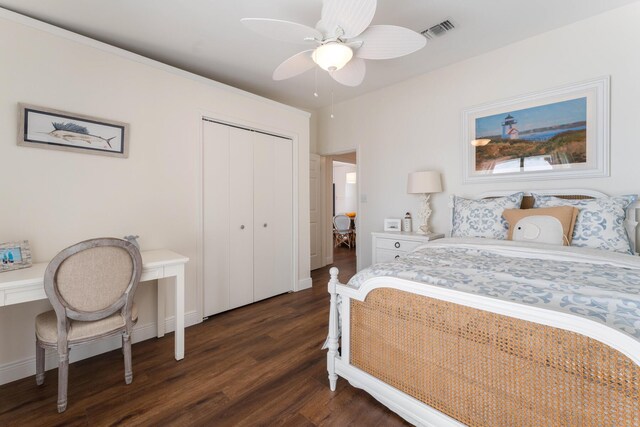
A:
18;103;129;158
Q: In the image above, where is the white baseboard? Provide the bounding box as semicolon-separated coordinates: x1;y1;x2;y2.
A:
297;277;313;291
0;311;201;386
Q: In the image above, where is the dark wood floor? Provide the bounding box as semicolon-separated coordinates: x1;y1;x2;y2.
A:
0;246;407;426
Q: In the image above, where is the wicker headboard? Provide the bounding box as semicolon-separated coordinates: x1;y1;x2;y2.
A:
519;194;593;209
450;189;640;254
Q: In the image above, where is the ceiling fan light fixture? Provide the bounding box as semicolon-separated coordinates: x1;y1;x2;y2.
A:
312;42;353;72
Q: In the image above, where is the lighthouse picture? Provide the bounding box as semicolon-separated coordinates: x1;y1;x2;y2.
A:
501;114;519;139
473;97;587;173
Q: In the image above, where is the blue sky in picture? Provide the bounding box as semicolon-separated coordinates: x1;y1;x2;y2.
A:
476;97;587;137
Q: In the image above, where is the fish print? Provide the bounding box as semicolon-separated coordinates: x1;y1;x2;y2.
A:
48;122;116;148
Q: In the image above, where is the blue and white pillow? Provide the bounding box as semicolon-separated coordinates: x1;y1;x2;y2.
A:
451;192;524;239
532;193;637;254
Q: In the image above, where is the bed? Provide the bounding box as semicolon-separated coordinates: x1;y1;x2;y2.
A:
325;190;640;426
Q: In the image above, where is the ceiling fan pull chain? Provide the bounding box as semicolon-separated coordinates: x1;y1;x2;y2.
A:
314;67;319;98
331;92;335;119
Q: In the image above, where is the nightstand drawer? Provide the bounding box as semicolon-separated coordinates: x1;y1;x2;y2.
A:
372;231;444;265
375;249;404;263
375;238;422;252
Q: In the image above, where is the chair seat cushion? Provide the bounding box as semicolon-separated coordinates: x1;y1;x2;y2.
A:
36;303;138;345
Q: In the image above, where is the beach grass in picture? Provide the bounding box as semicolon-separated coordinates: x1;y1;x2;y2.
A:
18;104;129;158
462;77;609;183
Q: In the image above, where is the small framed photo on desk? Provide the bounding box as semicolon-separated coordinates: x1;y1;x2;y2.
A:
383;218;402;232
0;241;32;272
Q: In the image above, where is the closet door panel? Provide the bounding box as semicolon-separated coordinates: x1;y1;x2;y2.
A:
253;133;276;301
271;138;294;296
203;121;230;317
229;128;254;309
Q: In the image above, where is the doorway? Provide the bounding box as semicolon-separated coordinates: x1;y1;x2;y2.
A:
309;151;358;272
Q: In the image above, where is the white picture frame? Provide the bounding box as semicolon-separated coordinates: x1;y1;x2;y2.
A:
384;218;402;232
462;76;610;183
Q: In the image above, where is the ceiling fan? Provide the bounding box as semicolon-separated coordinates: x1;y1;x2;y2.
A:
241;0;427;87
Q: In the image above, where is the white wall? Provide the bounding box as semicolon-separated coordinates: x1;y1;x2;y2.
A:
333;163;357;214
316;2;640;270
0;10;310;383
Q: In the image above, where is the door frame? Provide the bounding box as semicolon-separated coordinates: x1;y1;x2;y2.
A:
322;148;360;269
197;111;300;321
309;152;325;271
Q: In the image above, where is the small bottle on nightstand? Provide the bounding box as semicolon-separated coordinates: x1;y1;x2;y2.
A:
403;212;412;232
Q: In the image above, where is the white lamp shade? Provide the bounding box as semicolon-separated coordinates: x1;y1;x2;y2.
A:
312;43;353;72
407;171;443;194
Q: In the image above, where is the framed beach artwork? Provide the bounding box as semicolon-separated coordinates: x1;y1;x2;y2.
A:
0;241;32;273
18;104;130;158
462;77;609;183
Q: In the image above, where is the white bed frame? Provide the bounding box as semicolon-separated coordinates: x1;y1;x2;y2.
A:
326;189;640;426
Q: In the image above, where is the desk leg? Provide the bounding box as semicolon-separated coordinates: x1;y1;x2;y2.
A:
174;264;185;361
157;279;166;338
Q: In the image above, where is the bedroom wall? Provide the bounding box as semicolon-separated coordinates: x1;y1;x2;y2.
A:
316;2;640;270
0;10;311;383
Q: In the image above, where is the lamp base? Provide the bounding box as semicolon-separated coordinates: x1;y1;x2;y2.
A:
416;225;432;235
416;194;433;236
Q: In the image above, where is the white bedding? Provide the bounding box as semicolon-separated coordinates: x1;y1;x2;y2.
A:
348;238;640;341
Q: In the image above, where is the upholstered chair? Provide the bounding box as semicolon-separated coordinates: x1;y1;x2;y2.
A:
35;238;142;412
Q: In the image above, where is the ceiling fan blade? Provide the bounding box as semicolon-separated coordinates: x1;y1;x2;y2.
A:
354;25;426;60
241;18;322;44
273;50;316;80
317;0;377;39
329;57;366;86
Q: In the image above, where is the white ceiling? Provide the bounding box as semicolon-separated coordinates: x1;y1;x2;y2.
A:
1;0;637;110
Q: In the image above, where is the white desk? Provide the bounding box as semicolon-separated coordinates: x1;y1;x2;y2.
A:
0;249;189;360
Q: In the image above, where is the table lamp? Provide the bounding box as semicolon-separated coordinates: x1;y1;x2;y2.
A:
407;171;443;234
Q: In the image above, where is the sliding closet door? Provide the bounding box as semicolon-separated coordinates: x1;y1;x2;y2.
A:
253;134;293;301
203;121;230;316
203;119;294;316
229;128;254;309
271;137;293;296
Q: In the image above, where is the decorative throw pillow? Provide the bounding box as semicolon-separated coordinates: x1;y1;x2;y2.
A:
532;194;637;254
451;192;524;239
503;206;579;246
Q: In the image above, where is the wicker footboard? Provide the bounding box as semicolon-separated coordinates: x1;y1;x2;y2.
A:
350;288;640;427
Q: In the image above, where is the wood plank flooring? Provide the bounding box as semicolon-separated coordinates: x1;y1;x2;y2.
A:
0;247;408;426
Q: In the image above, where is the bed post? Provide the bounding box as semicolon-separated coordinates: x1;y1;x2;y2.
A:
327;267;340;391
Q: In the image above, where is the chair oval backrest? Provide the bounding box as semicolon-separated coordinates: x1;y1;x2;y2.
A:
333;215;351;232
44;238;142;321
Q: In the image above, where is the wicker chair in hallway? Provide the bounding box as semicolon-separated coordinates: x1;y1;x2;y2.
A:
35;238;142;412
333;214;354;249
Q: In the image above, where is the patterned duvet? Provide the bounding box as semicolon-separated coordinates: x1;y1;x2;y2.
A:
348;238;640;341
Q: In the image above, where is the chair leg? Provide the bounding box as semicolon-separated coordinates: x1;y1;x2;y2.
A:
35;341;45;386
123;332;133;385
57;350;69;413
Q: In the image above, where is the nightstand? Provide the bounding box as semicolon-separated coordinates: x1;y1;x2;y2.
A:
371;231;444;264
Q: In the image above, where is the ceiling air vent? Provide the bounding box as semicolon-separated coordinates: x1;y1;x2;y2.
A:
421;19;455;40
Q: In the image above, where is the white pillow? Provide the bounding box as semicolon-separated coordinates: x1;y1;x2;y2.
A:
532;193;637;254
451;192;524;239
512;216;565;245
